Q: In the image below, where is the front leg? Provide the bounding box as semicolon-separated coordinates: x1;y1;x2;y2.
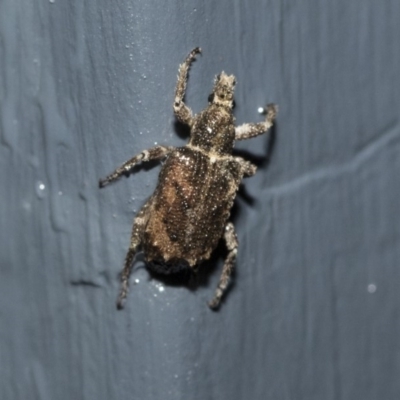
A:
235;103;278;140
173;47;201;126
99;145;174;188
209;222;238;310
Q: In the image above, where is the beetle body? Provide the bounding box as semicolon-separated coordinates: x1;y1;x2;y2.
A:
99;48;277;309
144;145;242;273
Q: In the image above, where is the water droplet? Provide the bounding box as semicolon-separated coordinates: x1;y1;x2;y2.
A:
134;278;140;284
141;74;147;80
258;107;265;114
35;181;46;198
367;284;377;293
158;285;165;293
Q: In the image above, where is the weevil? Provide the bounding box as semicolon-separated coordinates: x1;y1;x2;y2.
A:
99;47;277;310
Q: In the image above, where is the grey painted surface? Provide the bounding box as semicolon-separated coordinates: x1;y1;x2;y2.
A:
1;1;400;399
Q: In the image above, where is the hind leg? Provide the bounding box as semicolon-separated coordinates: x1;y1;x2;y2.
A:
117;202;150;309
208;222;238;310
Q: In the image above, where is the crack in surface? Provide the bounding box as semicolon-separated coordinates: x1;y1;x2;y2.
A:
266;123;400;196
70;279;103;288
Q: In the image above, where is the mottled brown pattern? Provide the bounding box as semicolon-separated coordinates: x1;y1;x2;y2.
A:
143;147;242;267
99;48;277;309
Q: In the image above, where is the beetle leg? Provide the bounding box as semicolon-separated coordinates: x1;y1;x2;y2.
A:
235;103;277;140
116;202;150;309
234;156;257;177
209;222;238;310
173;47;201;126
99;145;174;188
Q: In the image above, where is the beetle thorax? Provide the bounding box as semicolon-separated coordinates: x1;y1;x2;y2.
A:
189;104;235;156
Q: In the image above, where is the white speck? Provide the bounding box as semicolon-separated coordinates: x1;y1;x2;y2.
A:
174;374;179;379
35;181;46;198
154;282;165;293
210;156;216;163
207;127;212;133
135;216;145;225
258;107;265;114
367;284;377;293
154;142;158;145
49;0;55;3
58;191;63;196
142;74;147;80
134;279;140;284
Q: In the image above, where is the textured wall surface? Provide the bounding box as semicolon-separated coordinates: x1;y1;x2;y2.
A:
1;1;400;399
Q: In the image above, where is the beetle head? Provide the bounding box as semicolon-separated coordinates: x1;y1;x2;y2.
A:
208;72;236;109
